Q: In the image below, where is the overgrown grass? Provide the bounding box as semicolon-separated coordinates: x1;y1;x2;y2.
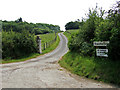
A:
59;51;120;86
2;33;60;64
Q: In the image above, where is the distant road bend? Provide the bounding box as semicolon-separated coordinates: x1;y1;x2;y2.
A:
1;33;116;88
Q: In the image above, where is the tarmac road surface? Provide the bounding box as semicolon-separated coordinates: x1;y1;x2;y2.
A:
1;33;117;88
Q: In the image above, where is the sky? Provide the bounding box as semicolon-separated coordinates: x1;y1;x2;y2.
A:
0;0;118;31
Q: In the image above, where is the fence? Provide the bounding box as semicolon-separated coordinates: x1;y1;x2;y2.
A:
37;33;57;54
41;35;57;50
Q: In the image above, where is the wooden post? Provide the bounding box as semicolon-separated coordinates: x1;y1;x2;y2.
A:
44;43;45;50
46;42;47;48
55;32;57;41
55;32;56;37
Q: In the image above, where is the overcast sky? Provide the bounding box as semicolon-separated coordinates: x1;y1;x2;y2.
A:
0;0;118;30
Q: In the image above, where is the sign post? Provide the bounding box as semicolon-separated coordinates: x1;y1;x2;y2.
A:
96;49;108;57
93;41;109;57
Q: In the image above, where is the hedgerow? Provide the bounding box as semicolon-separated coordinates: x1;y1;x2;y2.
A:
2;30;38;59
68;2;120;60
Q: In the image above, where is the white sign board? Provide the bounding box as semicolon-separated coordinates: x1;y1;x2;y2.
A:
93;41;109;46
96;49;108;57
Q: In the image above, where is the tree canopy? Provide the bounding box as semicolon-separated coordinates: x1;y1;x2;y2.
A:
65;21;83;30
2;18;60;35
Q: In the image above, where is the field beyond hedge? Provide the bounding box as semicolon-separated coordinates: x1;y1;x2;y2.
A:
39;33;60;54
64;29;79;40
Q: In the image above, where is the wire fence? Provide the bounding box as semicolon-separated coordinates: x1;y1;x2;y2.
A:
41;34;57;51
36;33;57;53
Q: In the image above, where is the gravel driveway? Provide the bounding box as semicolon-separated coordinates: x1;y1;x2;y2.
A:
1;33;117;88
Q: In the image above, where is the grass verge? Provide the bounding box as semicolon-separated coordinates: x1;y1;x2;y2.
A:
59;51;120;86
2;53;40;64
2;33;60;64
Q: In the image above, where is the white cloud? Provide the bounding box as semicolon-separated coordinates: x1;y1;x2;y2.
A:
0;0;117;30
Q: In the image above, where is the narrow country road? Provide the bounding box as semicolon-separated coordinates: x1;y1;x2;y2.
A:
1;33;117;88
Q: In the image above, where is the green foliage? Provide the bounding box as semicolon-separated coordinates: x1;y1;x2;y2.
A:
67;3;120;60
2;18;60;35
95;20;113;41
2;30;38;59
33;28;51;35
65;21;83;30
2;33;60;63
64;29;79;41
109;27;120;60
60;2;120;86
94;2;120;60
67;7;104;56
2;18;61;60
40;34;60;54
38;33;56;50
2;32;60;63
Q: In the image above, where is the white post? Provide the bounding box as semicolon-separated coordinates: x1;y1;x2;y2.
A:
38;39;42;54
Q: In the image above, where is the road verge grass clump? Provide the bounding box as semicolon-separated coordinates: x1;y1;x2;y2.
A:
59;51;120;85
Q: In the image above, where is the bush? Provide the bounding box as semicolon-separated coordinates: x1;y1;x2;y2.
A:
68;7;100;56
2;30;38;59
2;20;60;35
95;20;113;41
68;3;120;60
109;27;120;60
94;11;120;60
94;20;120;60
68;34;94;56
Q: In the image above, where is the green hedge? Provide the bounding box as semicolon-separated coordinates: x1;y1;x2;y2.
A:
2;30;38;59
68;4;120;60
